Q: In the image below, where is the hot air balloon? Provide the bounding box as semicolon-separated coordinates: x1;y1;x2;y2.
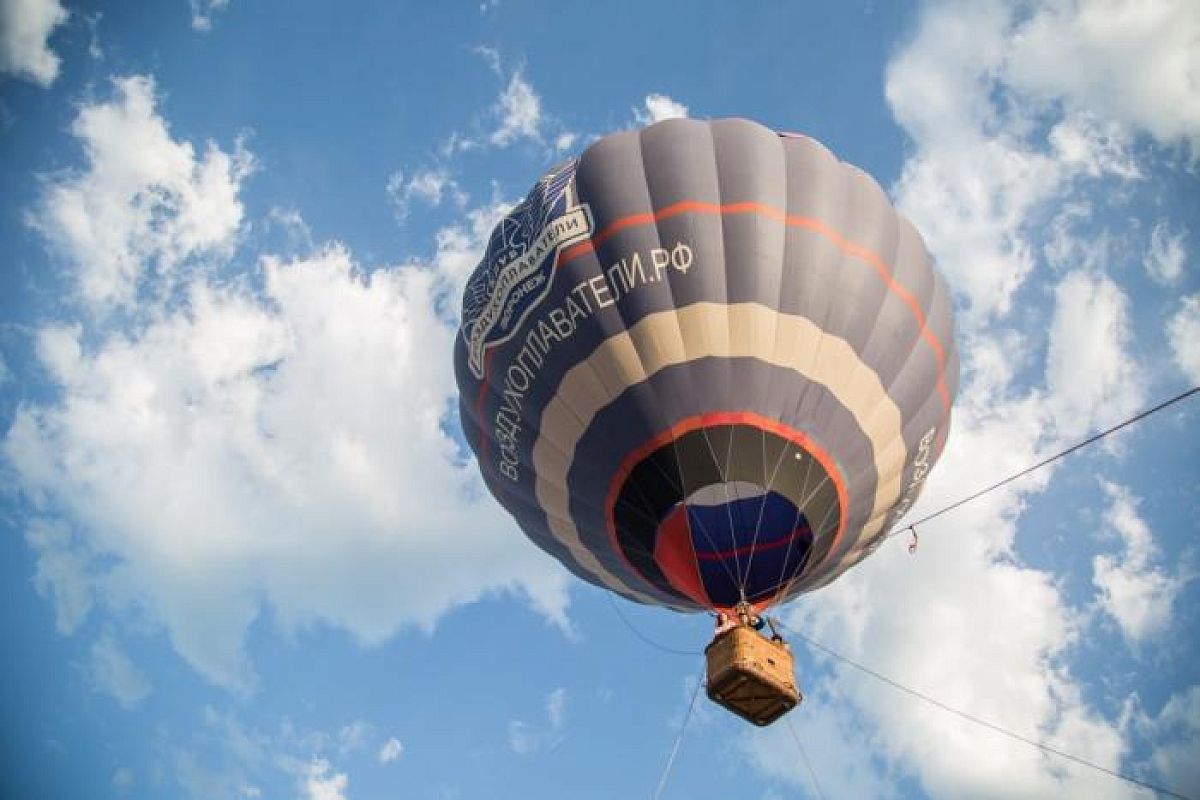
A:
454;118;959;725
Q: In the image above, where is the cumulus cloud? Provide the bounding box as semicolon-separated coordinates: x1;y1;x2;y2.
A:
89;635;153;708
28;76;253;311
765;347;1139;798
386;167;468;220
1167;295;1200;382
1144;222;1187;286
1093;481;1183;645
489;70;542;147
377;737;403;764
302;758;347;800
7;75;568;692
1138;686;1200;796
508;687;566;754
0;0;68;86
442;57;575;156
24;517;94;634
747;1;1193;796
1045;270;1142;439
6;241;569;690
1003;0;1200;154
165;706;371;799
336;721;371;755
633;93;689;126
190;0;231;32
886;0;1191;329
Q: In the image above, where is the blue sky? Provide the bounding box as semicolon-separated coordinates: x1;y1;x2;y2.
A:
1;1;1198;798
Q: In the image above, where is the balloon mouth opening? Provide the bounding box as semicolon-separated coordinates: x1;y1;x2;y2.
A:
653;482;815;610
605;412;847;612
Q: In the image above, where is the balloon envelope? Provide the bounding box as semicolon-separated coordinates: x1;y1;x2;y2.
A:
455;118;959;612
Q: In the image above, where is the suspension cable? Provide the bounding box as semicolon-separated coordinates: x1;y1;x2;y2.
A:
888;384;1200;541
651;667;706;800
778;623;1195;800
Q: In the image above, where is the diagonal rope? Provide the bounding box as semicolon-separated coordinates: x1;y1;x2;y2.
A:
769;467;839;608
786;715;828;800
888;384;1200;541
605;591;702;657
651;666;706;800
779;623;1196;800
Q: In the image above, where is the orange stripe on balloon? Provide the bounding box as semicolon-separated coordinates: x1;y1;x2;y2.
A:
557;199;951;410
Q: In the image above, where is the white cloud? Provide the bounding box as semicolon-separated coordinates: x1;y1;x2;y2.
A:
1145;222;1188;286
545;686;566;730
1167;295;1200;383
7;67;569;692
266;206;314;252
1092;481;1182;644
1048;114;1140;179
377;737;403;764
742;695;895;799
303;759;347;800
336;721;371;755
29;76;253;311
749;2;1198;795
440;61;576;159
167;707;372;800
1138;686;1200;796
489;70;542;147
508;687;567;754
0;0;68;86
5;240;569;690
386;167;468;220
1004;0;1200;154
84;11;102;60
633;93;689;126
89;635;153;708
1044;270;1142;439
553;131;577;153
886;0;1188;329
190;0;231;32
886;3;1064;325
23;517;93;634
770;367;1132;798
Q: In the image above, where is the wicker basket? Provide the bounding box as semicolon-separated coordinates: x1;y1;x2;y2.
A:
705;626;801;726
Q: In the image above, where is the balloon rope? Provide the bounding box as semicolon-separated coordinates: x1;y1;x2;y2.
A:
605;591;702;657
786;716;828;800
768;470;838;609
740;428;794;596
644;433;746;592
888;384;1200;541
777;622;1195;800
696;423;747;597
651;666;705;800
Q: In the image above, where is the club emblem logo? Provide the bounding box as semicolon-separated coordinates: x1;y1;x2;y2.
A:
462;160;593;379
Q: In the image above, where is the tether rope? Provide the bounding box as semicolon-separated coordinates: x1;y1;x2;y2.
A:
889;384;1200;542
779;623;1196;800
651;666;706;800
786;715;828;800
605;591;702;657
